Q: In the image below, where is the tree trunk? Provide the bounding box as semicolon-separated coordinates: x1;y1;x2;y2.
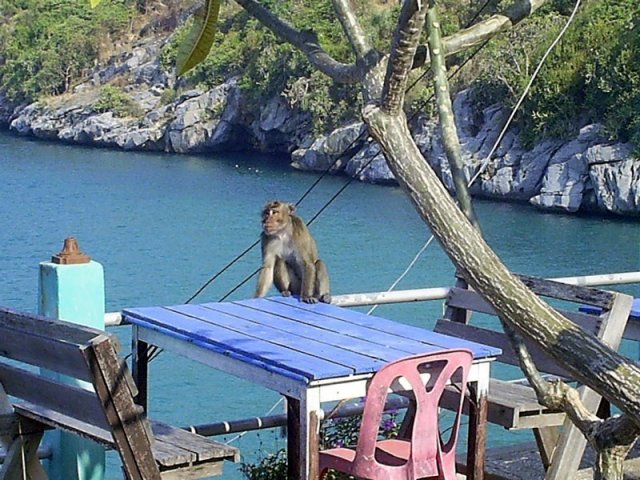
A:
361;103;640;427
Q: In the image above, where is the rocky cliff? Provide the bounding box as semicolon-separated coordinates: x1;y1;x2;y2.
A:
1;39;638;216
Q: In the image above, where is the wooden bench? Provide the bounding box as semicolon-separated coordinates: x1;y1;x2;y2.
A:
0;307;239;480
434;275;635;479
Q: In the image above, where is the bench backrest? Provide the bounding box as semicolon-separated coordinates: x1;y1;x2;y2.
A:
435;275;634;378
0;307;162;480
434;276;634;480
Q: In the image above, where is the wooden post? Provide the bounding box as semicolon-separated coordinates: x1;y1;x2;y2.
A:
308;410;320;480
38;237;106;480
466;382;487;480
286;396;301;480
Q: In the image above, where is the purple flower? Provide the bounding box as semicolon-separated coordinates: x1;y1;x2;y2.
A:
382;418;396;431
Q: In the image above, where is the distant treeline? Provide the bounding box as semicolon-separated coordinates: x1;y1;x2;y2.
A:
1;0;637;152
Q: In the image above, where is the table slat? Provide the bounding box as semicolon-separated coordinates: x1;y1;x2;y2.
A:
125;307;352;380
255;297;501;358
204;302;446;358
171;304;388;373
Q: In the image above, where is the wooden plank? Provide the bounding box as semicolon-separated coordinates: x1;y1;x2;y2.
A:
204;301;427;361
16;418;46;480
149;435;196;466
83;337;162;480
0;326;93;382
172;304;390;371
467;383;487;480
159;462;223;480
0;362;109;432
517;275;615;308
287;396;302;480
13;402;112;444
441;379;565;430
124;307;355;379
228;300;468;356
0;307;99;345
446;288;497;316
262;297;501;358
308;410;320;480
134;325;310;395
434;319;568;377
447;288;606;332
534;426;560;468
0;414;17;438
150;421;239;465
131;331;149;409
0;416;47;480
543;292;632;480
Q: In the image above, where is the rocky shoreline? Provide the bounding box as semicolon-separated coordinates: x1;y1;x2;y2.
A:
1;39;638;217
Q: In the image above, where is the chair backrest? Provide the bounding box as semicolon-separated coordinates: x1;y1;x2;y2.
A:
353;349;473;479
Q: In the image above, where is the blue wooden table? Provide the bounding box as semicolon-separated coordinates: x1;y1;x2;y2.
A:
123;297;501;480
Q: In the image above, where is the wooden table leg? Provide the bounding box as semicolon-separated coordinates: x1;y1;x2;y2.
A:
286;396;302;480
308;410;320;480
131;327;149;409
286;390;321;480
466;381;487;480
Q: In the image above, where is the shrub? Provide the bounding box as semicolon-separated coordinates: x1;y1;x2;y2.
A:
93;85;142;118
0;0;133;103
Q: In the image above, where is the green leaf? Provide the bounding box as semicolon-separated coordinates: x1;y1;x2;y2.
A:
175;0;221;76
88;0;101;7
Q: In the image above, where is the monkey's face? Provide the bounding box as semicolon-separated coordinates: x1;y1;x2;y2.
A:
261;201;293;236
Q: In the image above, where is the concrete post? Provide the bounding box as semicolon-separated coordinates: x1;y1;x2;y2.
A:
38;237;106;480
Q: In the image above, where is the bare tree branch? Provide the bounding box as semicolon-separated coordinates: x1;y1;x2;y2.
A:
426;0;479;227
381;0;428;114
234;0;362;83
362;101;640;428
332;0;370;59
413;0;549;69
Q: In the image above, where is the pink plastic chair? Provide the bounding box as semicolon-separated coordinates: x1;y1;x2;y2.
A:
318;349;473;480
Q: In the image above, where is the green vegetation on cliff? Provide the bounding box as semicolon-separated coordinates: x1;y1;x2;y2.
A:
0;0;133;103
0;0;638;150
469;0;640;149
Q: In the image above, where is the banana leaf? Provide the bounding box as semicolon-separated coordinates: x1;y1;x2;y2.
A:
176;0;221;76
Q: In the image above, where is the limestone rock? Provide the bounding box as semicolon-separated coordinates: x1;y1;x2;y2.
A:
291;122;366;172
585;143;639;215
344;141;395;184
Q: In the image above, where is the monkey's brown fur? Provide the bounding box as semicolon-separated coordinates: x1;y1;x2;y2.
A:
255;201;331;304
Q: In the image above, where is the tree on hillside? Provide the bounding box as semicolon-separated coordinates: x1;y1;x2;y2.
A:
103;0;640;477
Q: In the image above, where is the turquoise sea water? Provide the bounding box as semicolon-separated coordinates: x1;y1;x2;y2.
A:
1;130;639;478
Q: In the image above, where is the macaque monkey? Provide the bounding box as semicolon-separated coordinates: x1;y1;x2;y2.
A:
256;200;331;304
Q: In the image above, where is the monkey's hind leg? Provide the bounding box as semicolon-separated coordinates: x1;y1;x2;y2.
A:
314;260;331;304
274;259;297;297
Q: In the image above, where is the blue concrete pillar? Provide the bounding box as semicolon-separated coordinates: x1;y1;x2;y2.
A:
38;237;106;480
